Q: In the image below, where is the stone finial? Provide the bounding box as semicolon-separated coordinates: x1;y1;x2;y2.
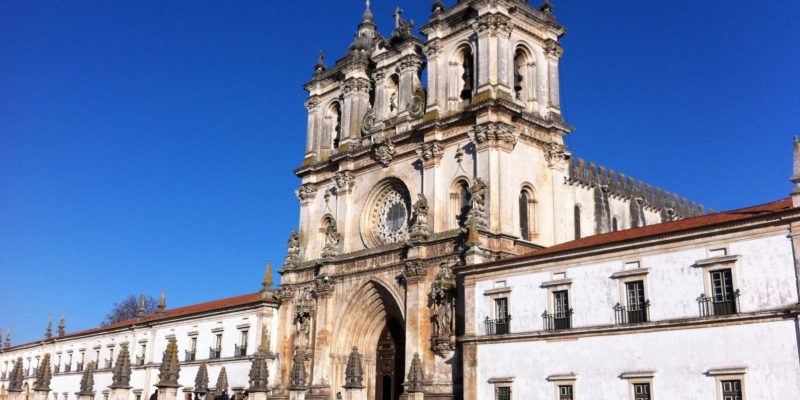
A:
109;343;132;389
77;362;96;396
314;50;326;74
791;136;800;207
194;362;209;394
409;194;430;242
156;337;181;388
342;347;364;389
156;290;167;317
247;347;269;392
215;367;229;393
540;0;554;15
8;357;24;391
44;317;53;340
289;347;307;389
405;353;424;393
57;314;65;337
431;0;445;14
4;328;11;348
262;261;273;291
33;353;53;391
136;294;147;321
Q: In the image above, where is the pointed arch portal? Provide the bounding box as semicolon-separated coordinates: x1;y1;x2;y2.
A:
331;280;405;400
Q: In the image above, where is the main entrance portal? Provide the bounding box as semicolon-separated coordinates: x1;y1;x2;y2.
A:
375;319;405;400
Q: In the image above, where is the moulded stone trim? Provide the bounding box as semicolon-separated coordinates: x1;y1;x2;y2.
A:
611;268;650;279
539;278;572;288
546;373;576;382
483;287;512;296
694;255;740;267
487;377;514;384
620;371;656;379
211;327;224;333
707;367;747;376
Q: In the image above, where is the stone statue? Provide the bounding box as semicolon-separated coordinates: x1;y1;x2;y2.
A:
409;193;430;241
430;263;457;357
284;228;300;267
467;177;489;229
321;218;341;258
389;91;397;114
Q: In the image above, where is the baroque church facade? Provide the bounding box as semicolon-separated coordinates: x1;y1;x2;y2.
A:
273;1;709;399
3;1;799;400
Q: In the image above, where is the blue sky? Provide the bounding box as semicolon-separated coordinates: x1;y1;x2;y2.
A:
1;1;798;344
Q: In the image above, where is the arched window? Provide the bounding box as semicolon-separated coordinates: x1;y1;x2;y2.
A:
574;204;582;239
328;102;342;149
519;187;537;241
459;46;475;101
449;179;471;229
514;49;526;100
612;217;619;232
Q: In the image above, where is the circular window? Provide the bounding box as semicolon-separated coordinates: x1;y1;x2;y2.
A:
362;179;412;247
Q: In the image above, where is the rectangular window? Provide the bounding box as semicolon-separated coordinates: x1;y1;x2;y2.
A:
710;269;737;315
633;383;651;400
191;337;197;352
553;290;571;329
625;280;647;323
240;330;248;347
495;298;508;320
722;380;742;400
496;386;511;400
96;350;101;364
559;385;573;400
215;334;222;350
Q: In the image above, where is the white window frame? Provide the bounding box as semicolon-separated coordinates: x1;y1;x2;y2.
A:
694;250;741;314
488;377;514;400
547;374;577;400
708;367;747;400
621;371;655;400
612;262;651;321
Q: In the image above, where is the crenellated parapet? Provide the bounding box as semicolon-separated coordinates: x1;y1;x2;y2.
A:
567;158;711;220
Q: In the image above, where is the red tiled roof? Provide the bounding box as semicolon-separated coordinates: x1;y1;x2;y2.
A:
484;197;795;267
9;292;274;347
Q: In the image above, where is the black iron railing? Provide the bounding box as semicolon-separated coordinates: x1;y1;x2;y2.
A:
185;350;196;362
543;309;573;330
64;364;71;373
135;356;144;366
697;290;740;317
53;365;60;374
614;301;651;324
105;359;113;369
484;316;511;335
234;344;247;357
76;362;83;372
209;347;221;359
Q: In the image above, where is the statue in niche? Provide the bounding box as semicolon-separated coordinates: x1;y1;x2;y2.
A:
409;193;429;241
322;218;341;258
389;92;397;114
294;314;311;349
429;262;456;356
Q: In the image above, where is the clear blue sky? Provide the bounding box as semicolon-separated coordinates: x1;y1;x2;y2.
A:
1;1;798;345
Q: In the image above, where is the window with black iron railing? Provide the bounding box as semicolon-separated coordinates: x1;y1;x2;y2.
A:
135;356;144;367
105;359;113;369
234;344;247;357
614;300;651;324
53;365;60;374
185;350;196;362
697;289;740;317
64;364;71;373
484;316;512;335
76;362;83;372
542;309;573;330
209;347;221;359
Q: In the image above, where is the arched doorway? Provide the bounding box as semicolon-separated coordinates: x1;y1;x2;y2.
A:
331;280;405;400
375;319;405;400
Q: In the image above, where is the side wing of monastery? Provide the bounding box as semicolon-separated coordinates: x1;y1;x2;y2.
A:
2;1;799;400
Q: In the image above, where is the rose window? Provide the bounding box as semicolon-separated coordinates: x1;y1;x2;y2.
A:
362;180;411;247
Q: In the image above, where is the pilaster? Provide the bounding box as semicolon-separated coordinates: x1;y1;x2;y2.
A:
544;39;563;115
403;259;428;370
109;388;130;400
309;276;335;392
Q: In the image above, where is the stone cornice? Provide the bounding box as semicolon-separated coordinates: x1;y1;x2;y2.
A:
460;307;795;345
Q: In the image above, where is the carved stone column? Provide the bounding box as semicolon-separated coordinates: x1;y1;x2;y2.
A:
304;96;320;160
398;54;423;117
309;276;336;396
402;260;428;378
341;76;371;149
544;39;563;115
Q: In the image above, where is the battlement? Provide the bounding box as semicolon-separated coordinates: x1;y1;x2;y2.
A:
567;158;712;220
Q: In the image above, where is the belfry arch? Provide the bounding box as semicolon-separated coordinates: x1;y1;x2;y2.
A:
330;279;405;400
